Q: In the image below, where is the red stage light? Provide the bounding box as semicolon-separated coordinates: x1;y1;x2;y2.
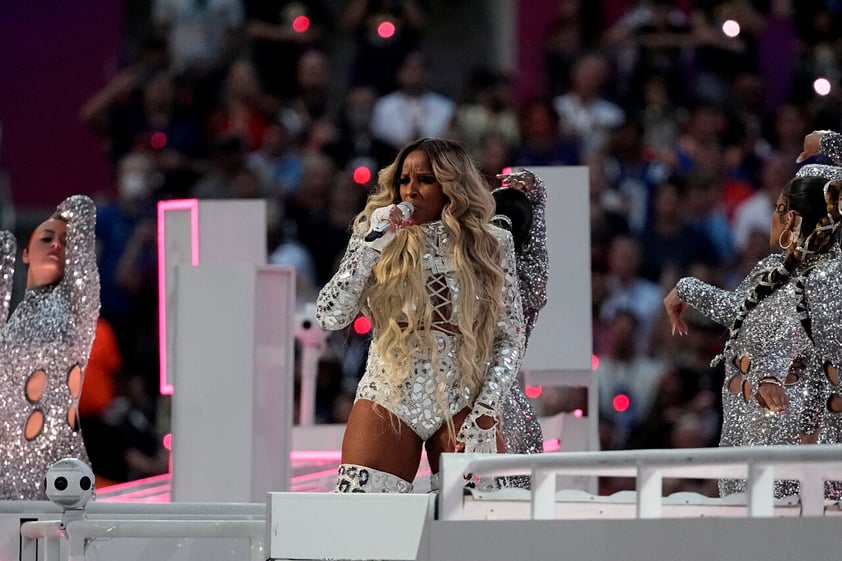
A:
163;433;172;451
377;21;396;39
612;393;630;412
293;15;311;33
150;131;167;149
525;385;543;399
353;316;371;335
592;354;599;370
353;166;372;184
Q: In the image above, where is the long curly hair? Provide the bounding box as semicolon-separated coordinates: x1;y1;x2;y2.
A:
357;138;503;422
718;177;842;363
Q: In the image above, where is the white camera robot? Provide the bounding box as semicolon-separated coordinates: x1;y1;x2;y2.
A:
45;458;95;519
294;303;325;348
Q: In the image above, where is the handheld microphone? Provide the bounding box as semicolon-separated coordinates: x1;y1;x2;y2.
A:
364;202;414;242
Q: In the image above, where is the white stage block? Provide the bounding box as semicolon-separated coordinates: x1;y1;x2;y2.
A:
172;265;295;502
521;166;597;450
196;200;267;265
522;165;592;373
161;199;268;393
267;492;434;560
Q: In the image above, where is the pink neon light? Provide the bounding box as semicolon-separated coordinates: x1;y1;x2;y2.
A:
290;468;340;484
543;438;561;453
157;199;200;395
290;450;342;462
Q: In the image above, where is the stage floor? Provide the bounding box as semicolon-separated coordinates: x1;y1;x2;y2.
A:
96;450;434;501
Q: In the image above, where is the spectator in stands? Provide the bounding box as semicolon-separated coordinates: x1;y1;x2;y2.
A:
553;52;625;156
207;58;274;152
597;309;668;450
451;67;520;162
600;235;664;353
151;0;243;83
244;0;333;101
343;0;426;95
732;153;797;256
82;69;208;168
370;51;455;150
512;98;580;167
323;85;394;174
638;176;720;285
96;150;160;364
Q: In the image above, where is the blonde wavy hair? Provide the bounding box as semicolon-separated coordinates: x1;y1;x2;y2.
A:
356;138;504;428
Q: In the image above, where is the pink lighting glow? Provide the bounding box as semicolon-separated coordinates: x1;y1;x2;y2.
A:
592;354;599;370
543;438;561;453
290;450;343;462
721;19;740;38
352;166;372;184
150;131;167;149
353;315;372;335
814;78;832;96
293;15;310;33
157;199;200;396
613;393;630;412
377;21;396;39
524;385;542;399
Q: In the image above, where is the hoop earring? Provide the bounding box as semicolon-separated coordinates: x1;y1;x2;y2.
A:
779;229;793;250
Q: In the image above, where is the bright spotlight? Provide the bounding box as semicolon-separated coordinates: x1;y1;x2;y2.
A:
722;19;740;38
814;78;832;96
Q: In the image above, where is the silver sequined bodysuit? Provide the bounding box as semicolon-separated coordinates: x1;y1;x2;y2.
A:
677;245;842;498
0;195;100;500
316;221;524;441
499;173;548;457
815;132;842;465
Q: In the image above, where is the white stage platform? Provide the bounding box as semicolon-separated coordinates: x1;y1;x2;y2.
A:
4;445;842;561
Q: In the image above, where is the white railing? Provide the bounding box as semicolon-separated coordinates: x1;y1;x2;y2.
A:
6;502;266;561
439;445;842;520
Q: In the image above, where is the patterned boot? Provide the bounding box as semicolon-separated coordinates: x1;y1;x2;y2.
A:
335;464;413;493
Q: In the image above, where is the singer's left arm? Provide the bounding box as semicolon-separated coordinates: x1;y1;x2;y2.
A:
315;226;381;330
457;230;525;452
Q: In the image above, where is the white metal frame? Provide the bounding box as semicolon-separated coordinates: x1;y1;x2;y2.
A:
439;445;842;520
5;502;265;561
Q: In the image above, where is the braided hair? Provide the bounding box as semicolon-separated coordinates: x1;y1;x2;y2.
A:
715;177;842;364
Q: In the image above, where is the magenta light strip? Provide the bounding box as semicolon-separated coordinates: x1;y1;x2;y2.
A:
543;438;561;453
289;450;343;462
157;199;200;396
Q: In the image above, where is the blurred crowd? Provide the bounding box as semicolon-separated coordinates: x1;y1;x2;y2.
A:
8;0;842;486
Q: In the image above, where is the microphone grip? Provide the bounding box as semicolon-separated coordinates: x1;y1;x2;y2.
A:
364;223;389;242
364;202;414;242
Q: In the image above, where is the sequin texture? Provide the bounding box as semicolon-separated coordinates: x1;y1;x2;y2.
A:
499;171;548;457
316;220;524;441
677;244;842;498
0;196;99;500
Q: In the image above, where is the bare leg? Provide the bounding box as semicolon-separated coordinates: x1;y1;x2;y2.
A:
340;399;423;483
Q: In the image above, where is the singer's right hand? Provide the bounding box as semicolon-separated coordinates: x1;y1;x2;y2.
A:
364;204;412;250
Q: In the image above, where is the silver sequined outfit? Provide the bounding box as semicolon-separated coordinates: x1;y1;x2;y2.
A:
815;131;842;499
316;221;524;441
499;172;548;457
677;245;842;498
0;195;99;500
